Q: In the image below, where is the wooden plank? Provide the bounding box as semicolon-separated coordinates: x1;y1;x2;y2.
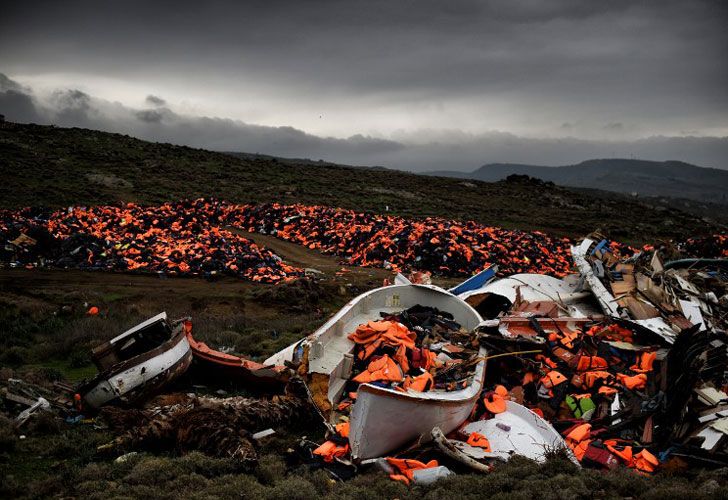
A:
1;388;37;407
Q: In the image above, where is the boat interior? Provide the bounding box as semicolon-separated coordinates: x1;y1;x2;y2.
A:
268;285;484;412
91;312;174;371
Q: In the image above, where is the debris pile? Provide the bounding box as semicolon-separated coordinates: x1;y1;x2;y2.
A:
100;391;311;464
2;228;728;486
680;234;728;259
572;235;728;340
3;199;727;283
313;305;481;465
437;236;728;476
230;203;575;276
348;306;477;392
300;234;728;481
0;200;303;283
312;304;484;484
462;317;668;474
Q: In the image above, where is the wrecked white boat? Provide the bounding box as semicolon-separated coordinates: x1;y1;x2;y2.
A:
458;272;602;319
265;284;485;460
78;312;192;409
433;401;578;466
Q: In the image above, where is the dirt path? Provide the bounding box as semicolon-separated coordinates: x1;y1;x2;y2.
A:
233;229;462;289
232;229;391;286
0;232;461;314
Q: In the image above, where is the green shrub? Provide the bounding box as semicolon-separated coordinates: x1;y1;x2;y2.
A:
266;476;318;500
25;411;63;435
123;456;185;485
255;454;288;486
0;346;29;365
0;415;17;452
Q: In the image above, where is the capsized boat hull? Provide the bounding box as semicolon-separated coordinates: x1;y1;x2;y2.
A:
265;284;485;460
439;401;578;465
459;273;601;318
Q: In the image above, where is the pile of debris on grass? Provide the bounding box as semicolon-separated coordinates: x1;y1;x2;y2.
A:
229;203;578;276
286;234;728;482
2;229;727;486
3;199;727;283
0;200;303;283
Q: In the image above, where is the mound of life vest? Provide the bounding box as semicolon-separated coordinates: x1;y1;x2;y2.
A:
460;307;728;476
228;202;577;277
0;200;303;283
3;199;726;283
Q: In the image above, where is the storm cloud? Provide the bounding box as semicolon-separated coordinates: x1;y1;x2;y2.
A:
2;73;727;171
0;1;727;170
145;95;166;107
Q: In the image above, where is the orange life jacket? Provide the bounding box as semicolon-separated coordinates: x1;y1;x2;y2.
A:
484;385;509;414
313;440;349;462
630;351;656;373
617;373;647;390
576;355;609;372
352;354;404;383
564;423;592;461
583;370;613;388
394;344;410;374
540;370;567;389
335;422;350;438
403;371;434;392
386;458;439;485
632;449;659;474
606;443;633;463
467;432;492;451
598;385;619;396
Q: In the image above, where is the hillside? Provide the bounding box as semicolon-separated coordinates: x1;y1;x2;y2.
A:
0;121;723;244
428;159;728;205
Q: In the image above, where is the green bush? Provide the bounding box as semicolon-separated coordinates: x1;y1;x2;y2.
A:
255;454;288;486
266;476;318;500
0;346;29;365
0;415;17;452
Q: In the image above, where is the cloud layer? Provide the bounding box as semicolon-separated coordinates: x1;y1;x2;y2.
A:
1;1;726;142
2;73;728;171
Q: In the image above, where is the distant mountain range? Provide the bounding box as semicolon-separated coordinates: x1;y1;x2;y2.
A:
427;159;728;205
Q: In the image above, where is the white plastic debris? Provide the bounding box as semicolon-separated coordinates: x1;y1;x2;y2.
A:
115;452;139;463
412;465;453;485
252;428;276;440
15;397;50;426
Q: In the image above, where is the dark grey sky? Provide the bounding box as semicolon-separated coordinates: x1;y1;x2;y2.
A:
1;0;727;170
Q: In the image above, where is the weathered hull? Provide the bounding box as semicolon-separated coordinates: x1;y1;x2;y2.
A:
349;348;486;460
496;316;595;340
186;333;289;387
459;272;600;318
80;329;192;409
437;401;578;465
571;238;678;343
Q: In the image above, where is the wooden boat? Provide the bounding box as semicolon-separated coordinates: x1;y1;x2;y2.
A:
265;284;485;460
78;312;192;409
